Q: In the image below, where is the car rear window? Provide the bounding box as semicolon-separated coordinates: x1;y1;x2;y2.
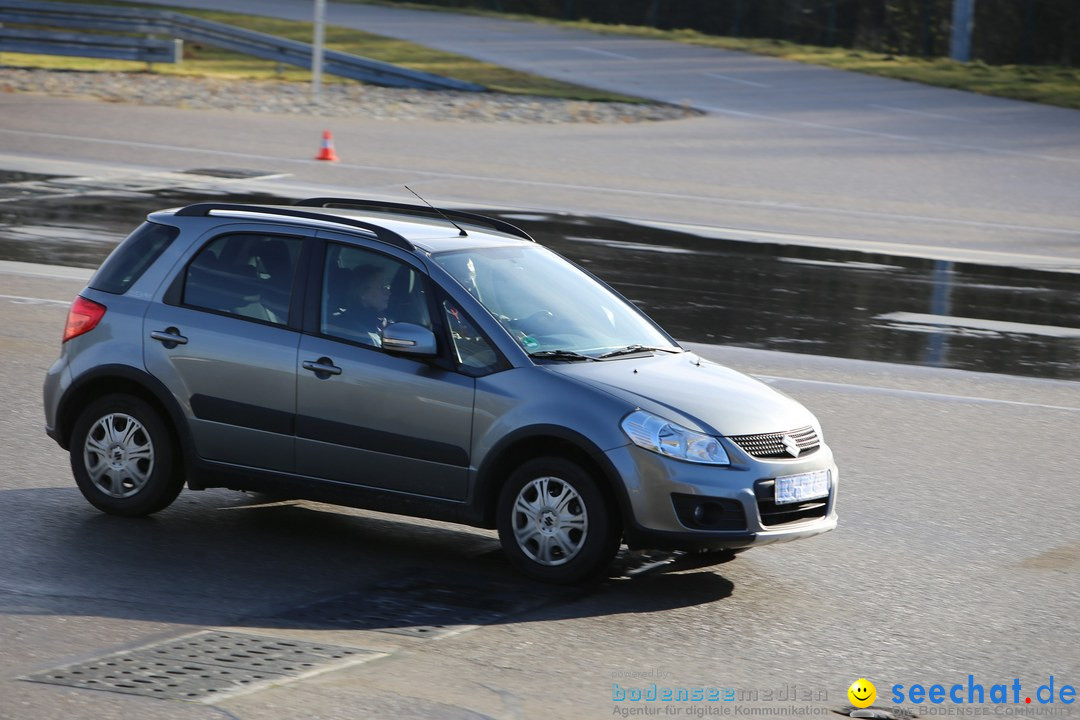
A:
88;222;179;295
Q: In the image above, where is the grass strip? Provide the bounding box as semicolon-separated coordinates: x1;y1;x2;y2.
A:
343;0;1080;110
0;0;648;103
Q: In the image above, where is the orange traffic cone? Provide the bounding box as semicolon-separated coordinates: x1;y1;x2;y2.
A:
315;130;339;162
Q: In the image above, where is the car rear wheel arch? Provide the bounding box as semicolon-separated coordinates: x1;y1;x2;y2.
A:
57;367;190;473
70;393;185;516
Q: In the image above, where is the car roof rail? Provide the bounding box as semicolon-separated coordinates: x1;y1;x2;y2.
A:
173;202;416;251
294;197;536;242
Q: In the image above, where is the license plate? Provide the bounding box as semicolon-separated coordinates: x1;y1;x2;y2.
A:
775;469;830;505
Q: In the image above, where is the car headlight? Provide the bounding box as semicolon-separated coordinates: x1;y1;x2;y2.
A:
621;410;730;465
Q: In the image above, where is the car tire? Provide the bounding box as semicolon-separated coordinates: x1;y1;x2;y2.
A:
70;394;183;517
496;456;620;584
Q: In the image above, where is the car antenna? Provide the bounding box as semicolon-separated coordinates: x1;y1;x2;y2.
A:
404;185;468;237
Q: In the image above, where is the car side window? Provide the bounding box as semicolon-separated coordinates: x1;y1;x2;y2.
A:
321;244;433;348
443;300;499;372
89;222;178;295
183;233;301;325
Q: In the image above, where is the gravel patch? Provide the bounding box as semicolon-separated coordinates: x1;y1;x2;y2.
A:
0;68;700;124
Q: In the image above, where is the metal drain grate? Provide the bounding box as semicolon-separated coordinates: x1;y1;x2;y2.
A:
142;631;363;672
22;631;380;702
274;573;574;639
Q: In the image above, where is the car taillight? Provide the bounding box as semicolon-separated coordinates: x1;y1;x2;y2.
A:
63;296;107;343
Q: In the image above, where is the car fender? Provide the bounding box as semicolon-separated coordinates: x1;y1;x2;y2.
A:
55;364;196;470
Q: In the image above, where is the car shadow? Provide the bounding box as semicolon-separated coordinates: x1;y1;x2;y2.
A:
0;487;737;635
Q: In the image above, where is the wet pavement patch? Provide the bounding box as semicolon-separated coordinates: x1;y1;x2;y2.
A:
180;168;283;179
510;212;1080;381
0;171;290;267
21;630;380;702
0;176;1076;380
267;572;579;638
0;170;64;184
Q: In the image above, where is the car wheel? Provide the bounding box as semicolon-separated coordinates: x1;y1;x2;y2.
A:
497;456;620;584
70;394;183;517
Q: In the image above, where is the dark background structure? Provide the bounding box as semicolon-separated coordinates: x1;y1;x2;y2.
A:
386;0;1079;66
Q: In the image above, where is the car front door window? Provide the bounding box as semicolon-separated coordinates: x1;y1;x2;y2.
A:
321;244;432;348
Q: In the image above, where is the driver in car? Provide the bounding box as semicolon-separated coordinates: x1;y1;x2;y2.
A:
345;265;391;346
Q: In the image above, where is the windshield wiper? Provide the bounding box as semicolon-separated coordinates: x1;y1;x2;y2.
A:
597;345;680;359
528;350;596;362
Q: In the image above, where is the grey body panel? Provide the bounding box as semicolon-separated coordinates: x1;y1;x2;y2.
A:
43;288;151;435
45;201;840;564
547;352;820;437
139;221;311;471
472;366;634;461
143;302;300;471
295;334;474;500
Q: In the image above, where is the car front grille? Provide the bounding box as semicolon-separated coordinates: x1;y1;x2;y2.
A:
728;426;820;459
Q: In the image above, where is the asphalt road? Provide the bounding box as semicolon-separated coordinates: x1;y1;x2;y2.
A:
1;261;1078;720
1;5;1078;718
117;0;1080;270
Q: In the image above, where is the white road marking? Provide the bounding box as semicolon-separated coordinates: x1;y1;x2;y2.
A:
876;311;1080;338
757;374;1080;413
0;261;93;281
870;104;971;122
696;104;1078;164
2;128;1076;243
0;293;70;306
628;218;1080;271
573;46;636;61
703;72;770;88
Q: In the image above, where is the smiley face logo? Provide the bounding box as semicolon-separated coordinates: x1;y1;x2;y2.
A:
848;678;876;708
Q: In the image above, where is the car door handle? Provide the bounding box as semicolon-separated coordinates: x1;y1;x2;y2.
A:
302;358;342;377
150;328;188;347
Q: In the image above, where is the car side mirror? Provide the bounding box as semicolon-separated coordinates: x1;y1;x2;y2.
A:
381;322;438;357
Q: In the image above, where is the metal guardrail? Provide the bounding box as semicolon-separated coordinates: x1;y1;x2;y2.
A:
0;26;181;63
0;0;486;91
0;1;172;34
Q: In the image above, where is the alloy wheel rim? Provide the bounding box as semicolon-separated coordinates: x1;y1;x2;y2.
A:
512;476;588;566
83;413;155;498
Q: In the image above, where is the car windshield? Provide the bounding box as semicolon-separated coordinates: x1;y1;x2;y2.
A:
432;244;679;358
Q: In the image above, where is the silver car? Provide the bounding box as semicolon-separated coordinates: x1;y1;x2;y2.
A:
43;198;838;583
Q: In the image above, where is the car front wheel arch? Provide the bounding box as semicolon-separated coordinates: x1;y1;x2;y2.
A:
476;432;628;530
496;454;622;584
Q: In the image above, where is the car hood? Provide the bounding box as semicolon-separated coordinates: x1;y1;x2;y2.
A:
546;352;818;437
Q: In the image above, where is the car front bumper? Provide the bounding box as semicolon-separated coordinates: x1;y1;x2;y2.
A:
605;442;839;552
